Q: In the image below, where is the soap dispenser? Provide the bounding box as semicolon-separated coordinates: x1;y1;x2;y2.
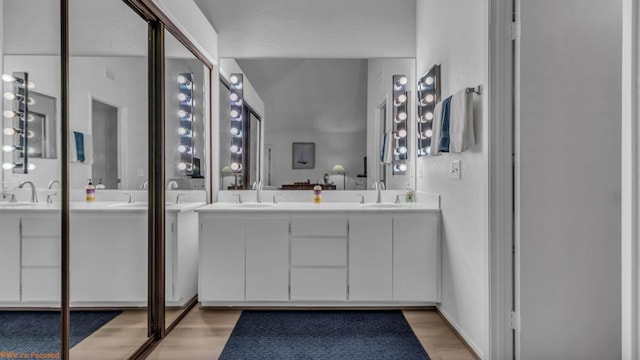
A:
405;183;415;203
85;178;96;202
96;178;106;190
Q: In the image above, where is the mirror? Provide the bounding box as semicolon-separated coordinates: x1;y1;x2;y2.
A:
1;0;62;358
69;0;150;358
164;29;210;330
219;58;416;191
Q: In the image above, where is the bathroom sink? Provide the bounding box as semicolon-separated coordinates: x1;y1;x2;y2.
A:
0;202;37;208
228;202;276;208
360;203;409;209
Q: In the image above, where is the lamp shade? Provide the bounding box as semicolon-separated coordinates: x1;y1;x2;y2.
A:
221;166;233;176
331;164;346;174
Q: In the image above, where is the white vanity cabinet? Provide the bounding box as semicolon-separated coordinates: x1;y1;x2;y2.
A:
21;215;61;304
198;204;441;306
348;215;393;301
0;215;21;302
165;211;199;306
199;216;289;302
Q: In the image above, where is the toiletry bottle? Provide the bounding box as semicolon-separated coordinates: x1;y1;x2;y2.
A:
405;183;415;203
86;178;96;202
313;184;322;203
96;178;106;190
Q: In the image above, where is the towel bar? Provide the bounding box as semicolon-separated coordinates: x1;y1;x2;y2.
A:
466;85;483;95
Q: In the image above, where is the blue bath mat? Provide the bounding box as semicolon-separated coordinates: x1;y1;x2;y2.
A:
0;310;121;357
219;310;430;360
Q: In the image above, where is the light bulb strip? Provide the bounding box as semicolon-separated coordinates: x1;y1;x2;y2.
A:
417;64;441;157
3;71;32;174
229;74;245;174
392;74;408;175
177;73;195;175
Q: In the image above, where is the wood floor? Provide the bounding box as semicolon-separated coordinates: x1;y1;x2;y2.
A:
147;307;477;360
69;308;183;360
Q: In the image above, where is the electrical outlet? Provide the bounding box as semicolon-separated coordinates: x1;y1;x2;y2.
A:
451;160;461;180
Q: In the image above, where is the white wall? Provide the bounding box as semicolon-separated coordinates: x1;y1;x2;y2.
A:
415;0;489;357
68;57;148;190
366;58;416;191
517;1;622;359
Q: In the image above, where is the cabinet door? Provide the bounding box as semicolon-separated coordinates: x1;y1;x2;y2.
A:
245;217;289;301
349;215;392;301
199;217;245;301
393;214;440;301
0;216;20;302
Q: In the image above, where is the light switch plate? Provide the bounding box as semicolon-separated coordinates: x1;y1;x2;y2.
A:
451;160;461;180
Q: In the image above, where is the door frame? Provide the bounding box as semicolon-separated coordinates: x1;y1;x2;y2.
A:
488;0;516;358
89;95;127;189
622;0;639;358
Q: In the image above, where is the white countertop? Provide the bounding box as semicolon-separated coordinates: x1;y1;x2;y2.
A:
0;201;206;213
197;201;440;214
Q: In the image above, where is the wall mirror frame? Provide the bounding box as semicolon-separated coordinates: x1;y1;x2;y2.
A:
33;0;216;358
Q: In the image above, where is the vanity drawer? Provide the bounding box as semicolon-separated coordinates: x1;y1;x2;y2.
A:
21;217;60;237
22;268;60;303
291;237;347;266
22;237;60;267
290;268;347;301
290;217;347;237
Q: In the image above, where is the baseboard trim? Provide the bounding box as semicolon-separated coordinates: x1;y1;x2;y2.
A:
436;308;483;360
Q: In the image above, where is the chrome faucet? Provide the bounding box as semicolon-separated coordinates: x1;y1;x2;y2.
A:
47;180;60;189
140;180;149;190
232;193;242;204
166;180;178;190
18;180;38;203
175;193;186;204
355;193;365;204
373;180;385;204
123;192;134;203
252;180;264;203
46;192;57;204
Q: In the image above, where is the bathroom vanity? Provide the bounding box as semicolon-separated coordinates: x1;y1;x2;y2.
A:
197;202;441;306
0;201;204;308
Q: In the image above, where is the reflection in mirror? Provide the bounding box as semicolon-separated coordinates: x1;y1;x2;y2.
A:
0;0;62;358
69;0;149;358
164;30;209;330
219;78;262;190
219;58;415;191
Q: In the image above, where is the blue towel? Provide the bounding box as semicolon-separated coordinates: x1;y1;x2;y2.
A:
73;131;85;162
438;96;452;152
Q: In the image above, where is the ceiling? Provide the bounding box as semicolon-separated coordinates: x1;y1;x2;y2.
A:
194;0;417;58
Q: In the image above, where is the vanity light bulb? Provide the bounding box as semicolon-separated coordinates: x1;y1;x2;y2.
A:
2;145;15;152
425;129;433;138
398;129;407;138
2;162;16;170
425;76;434;85
27;163;36;171
3;127;17;135
230;109;240;118
229;75;239;85
178;127;188;135
230;93;239;102
399;146;408;154
27;147;36;154
394;94;407;107
178;145;190;153
4;92;16;100
177;109;189;118
395;112;407;122
425;112;434;121
230;162;243;172
27;131;34;138
178;162;188;171
1;74;16;83
178;93;190;102
27;82;36;90
230;145;242;154
177;75;191;85
27;97;35;105
395;163;408;172
396;76;408;86
3;110;17;118
230;127;240;136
